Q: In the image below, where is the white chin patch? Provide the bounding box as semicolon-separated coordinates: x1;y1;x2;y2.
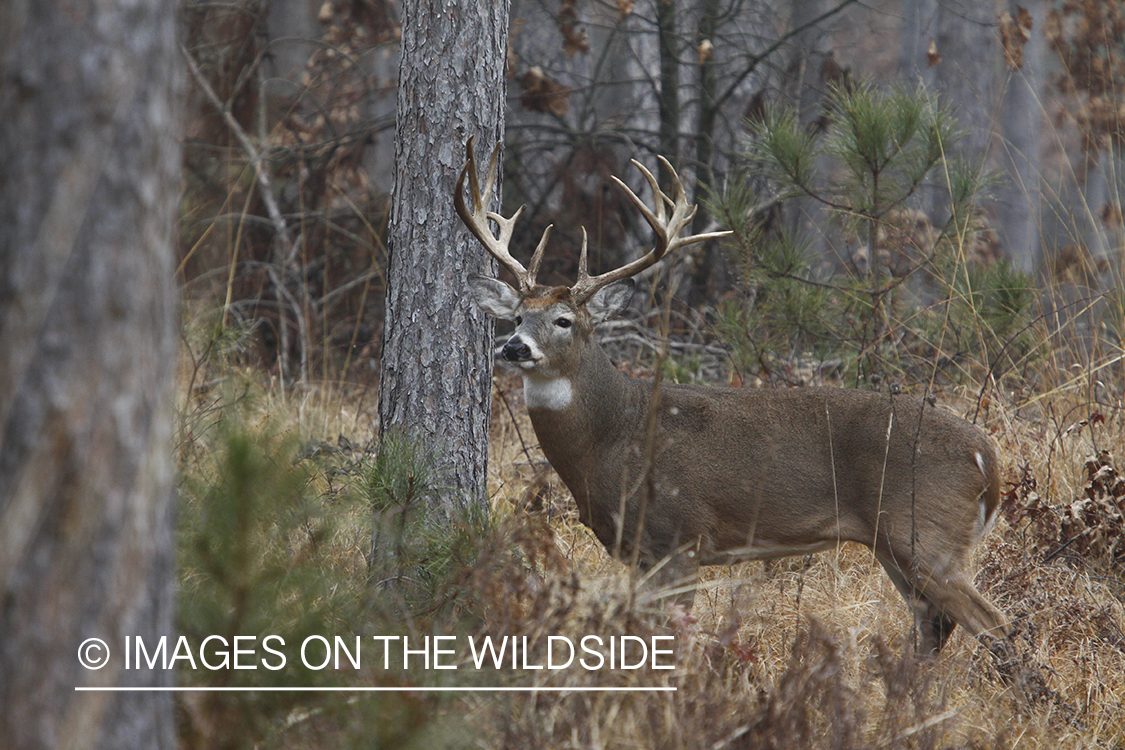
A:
523;375;573;410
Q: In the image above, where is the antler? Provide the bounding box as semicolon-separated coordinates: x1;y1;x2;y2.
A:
570;156;733;305
454;137;732;302
454;136;551;294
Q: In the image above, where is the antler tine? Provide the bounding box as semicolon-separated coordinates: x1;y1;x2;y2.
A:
482;136;501;209
454;136;548;293
629;159;666;225
571;157;732;304
576;227;589;279
527;224;552;283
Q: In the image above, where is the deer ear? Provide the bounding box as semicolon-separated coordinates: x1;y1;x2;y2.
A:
468;274;522;320
586;279;635;324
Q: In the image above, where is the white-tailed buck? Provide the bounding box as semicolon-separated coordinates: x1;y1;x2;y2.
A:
455;138;1009;655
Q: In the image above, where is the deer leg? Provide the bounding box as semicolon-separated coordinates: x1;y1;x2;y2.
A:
877;551;1009;655
923;608;958;655
876;554;955;655
912;572;1010;646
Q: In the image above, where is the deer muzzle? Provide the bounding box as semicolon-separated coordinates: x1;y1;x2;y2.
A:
502;337;533;363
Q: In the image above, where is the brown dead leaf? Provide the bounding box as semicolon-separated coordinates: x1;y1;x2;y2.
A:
927;38;941;66
617;0;636;20
821;50;847;83
1100;202;1123;227
520;67;571;117
1000;6;1033;69
697;38;713;65
558;0;589;57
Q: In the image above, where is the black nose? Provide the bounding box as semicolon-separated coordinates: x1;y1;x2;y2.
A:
502;338;532;362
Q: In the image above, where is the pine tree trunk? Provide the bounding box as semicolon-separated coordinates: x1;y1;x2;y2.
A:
379;0;510;517
0;2;181;748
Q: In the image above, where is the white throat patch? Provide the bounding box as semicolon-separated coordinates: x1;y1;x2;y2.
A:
523;375;573;411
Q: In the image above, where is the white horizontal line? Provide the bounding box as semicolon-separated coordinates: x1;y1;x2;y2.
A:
75;686;676;693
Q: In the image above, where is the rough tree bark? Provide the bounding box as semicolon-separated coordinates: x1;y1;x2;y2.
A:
379;0;510;516
0;2;181;749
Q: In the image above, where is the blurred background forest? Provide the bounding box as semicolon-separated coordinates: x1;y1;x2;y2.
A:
167;2;1125;747
179;0;1123;388
6;2;1125;749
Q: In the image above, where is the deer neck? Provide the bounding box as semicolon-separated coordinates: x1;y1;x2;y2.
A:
523;340;645;490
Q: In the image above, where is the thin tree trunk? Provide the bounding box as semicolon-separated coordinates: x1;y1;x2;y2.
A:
379;0;510;517
998;0;1044;276
689;0;725;304
784;0;832;264
0;2;181;748
657;0;681;175
902;0;997;222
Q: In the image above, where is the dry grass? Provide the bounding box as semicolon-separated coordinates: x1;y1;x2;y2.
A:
175;315;1125;749
466;370;1125;749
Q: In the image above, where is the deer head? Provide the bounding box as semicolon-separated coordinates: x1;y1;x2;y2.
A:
455;137;730;384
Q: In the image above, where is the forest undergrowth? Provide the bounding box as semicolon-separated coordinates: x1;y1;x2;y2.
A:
156;2;1125;746
174;287;1125;749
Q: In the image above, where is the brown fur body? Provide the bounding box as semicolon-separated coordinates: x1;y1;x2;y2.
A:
472;281;1010;655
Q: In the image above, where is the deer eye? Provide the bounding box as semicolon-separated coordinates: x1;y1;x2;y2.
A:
515;315;523;325
555;317;572;329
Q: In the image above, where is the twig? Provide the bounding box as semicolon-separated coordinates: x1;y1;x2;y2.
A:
182;43;310;385
494;380;536;469
972;292;1109;422
181;44;295;262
